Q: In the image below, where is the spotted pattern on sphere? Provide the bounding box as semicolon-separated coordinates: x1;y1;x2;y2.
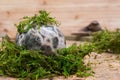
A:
16;26;66;55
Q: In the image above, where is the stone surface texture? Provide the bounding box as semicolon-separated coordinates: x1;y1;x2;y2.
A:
83;20;102;32
16;25;66;55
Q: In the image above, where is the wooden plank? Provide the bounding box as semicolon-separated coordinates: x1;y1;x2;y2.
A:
0;0;120;38
0;0;41;5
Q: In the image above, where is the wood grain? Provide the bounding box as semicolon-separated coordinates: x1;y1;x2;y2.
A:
0;0;120;39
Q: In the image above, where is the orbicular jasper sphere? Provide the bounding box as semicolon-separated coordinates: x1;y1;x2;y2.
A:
16;25;66;55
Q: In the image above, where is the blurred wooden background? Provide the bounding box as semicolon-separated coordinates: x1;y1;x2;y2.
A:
0;0;120;39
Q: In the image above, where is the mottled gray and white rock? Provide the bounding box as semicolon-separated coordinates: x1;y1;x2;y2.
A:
16;25;66;55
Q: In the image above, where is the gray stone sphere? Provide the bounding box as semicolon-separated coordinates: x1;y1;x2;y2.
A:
16;25;66;55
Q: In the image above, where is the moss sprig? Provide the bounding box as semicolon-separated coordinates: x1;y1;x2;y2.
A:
15;10;59;34
92;29;120;53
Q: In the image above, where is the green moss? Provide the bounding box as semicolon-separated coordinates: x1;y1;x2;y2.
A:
92;29;120;53
15;10;59;34
0;36;92;80
1;29;120;79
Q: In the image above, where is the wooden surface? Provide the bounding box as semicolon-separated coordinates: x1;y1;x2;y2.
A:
0;0;120;39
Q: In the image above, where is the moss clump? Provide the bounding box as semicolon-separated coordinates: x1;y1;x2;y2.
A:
92;29;120;53
1;29;120;79
15;10;59;34
0;36;92;80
